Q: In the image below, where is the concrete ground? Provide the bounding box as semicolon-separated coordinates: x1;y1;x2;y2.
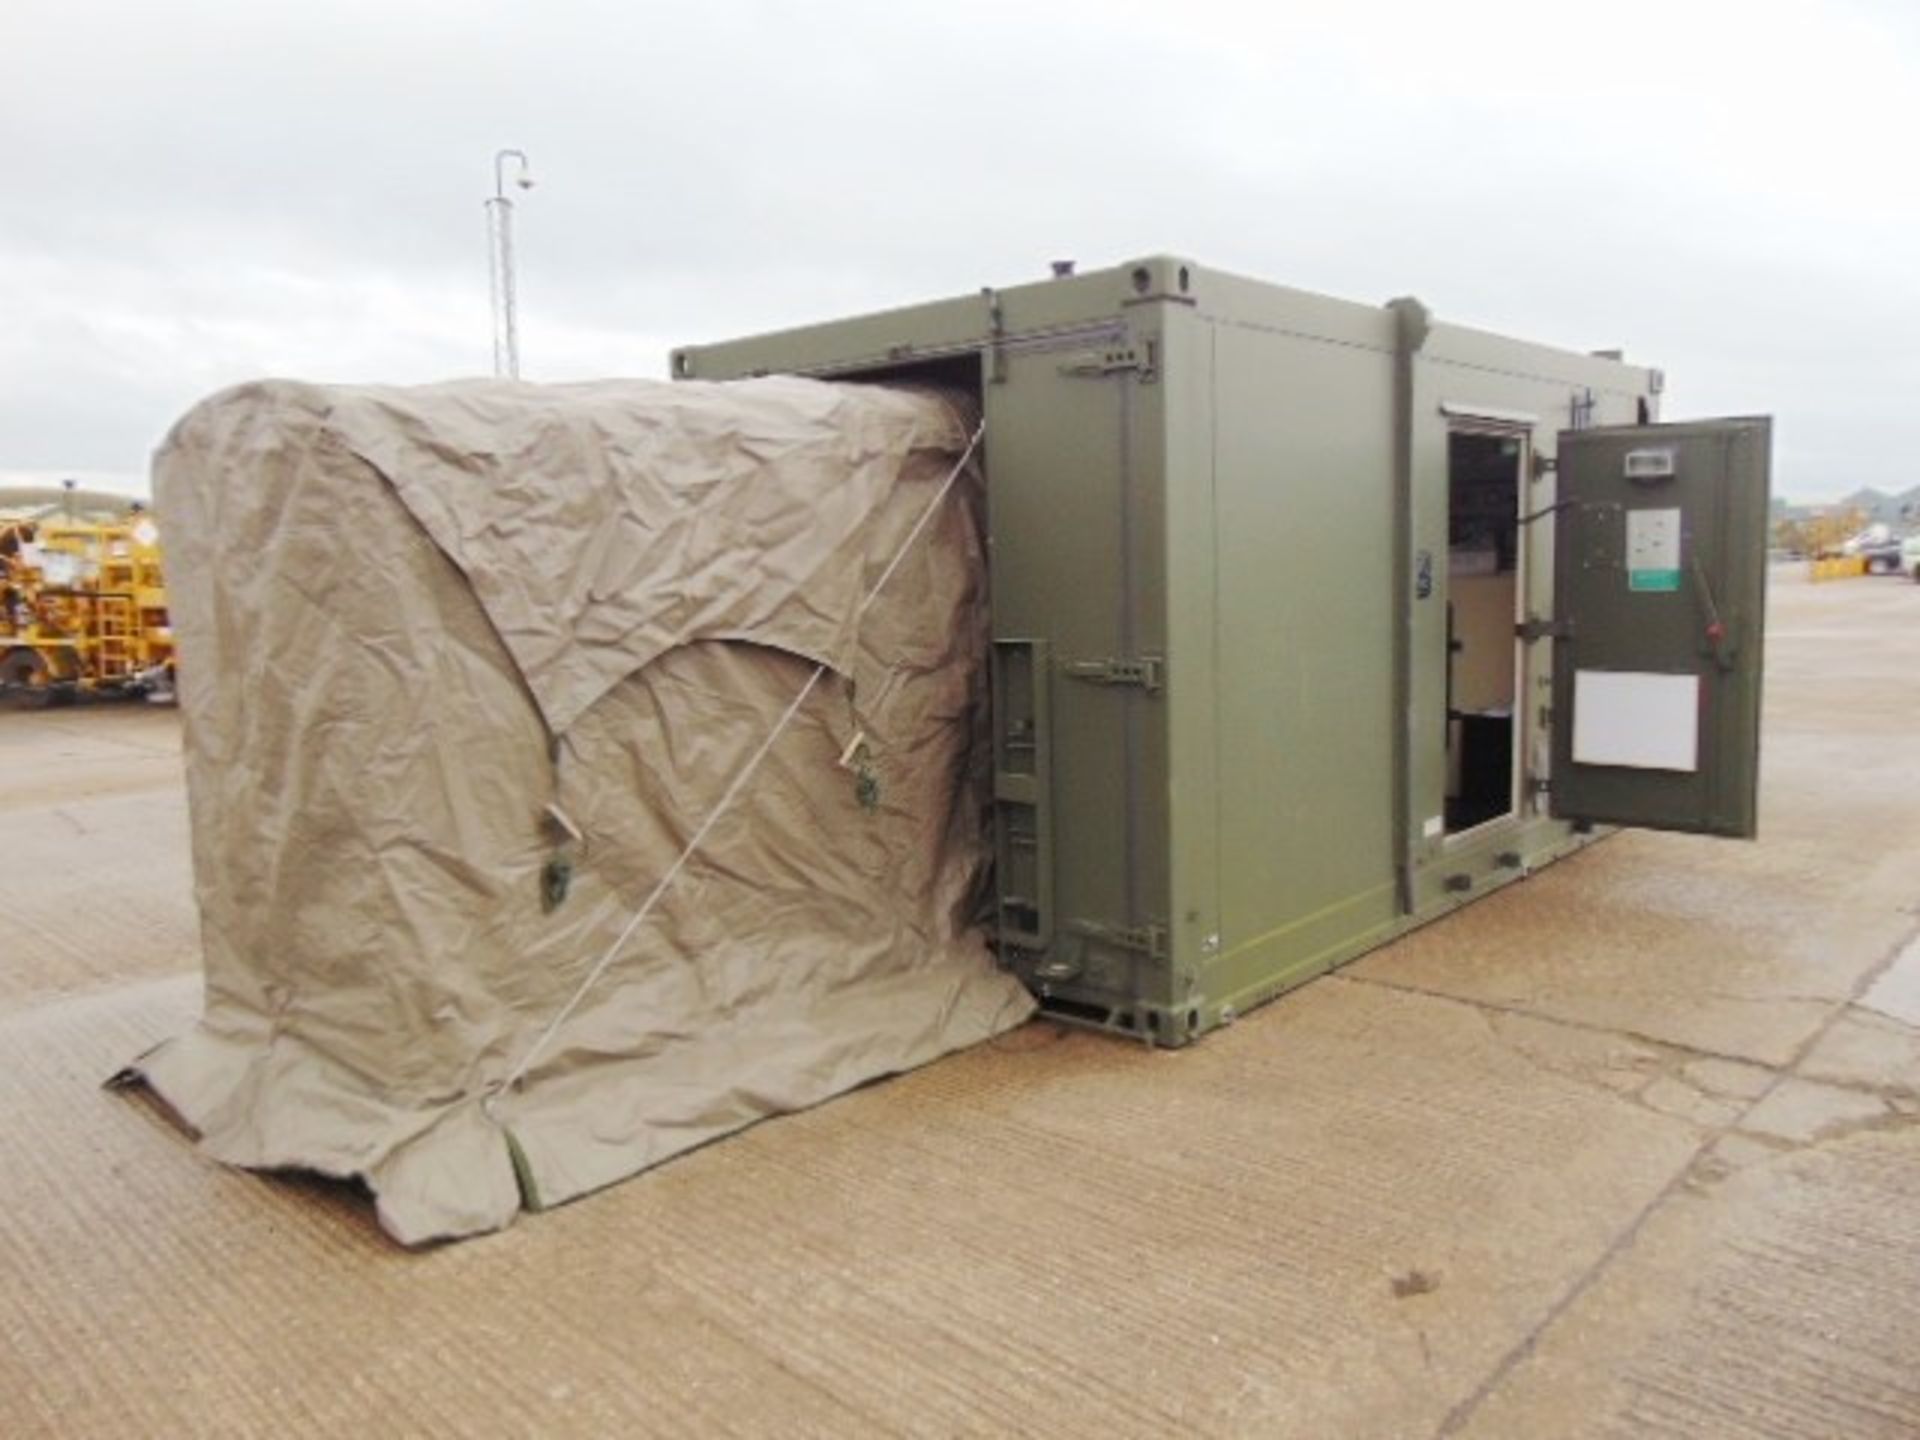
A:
2;568;1917;1438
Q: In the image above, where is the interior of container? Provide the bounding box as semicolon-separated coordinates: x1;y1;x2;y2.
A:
1444;427;1527;836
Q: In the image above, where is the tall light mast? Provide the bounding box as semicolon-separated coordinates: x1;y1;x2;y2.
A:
486;149;534;378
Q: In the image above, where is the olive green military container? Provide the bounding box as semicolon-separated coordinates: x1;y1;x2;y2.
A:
674;258;1771;1045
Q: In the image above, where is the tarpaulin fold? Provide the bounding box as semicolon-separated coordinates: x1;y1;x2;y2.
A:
129;376;1033;1244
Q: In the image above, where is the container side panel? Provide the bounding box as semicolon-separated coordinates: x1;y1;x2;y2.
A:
1423;323;1659;404
1201;319;1400;1013
1191;269;1401;352
988;336;1171;1015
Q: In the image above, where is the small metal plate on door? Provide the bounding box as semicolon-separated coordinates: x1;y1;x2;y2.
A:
1623;448;1677;483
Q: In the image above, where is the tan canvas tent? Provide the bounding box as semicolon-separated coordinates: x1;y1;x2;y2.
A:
125;375;1034;1244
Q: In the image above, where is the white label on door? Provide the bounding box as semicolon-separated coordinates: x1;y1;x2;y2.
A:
1572;670;1700;771
1626;508;1683;593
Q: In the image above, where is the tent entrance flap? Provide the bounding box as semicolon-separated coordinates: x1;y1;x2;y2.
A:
127;376;1033;1246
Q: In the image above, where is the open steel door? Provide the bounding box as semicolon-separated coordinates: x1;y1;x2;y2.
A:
1549;417;1771;838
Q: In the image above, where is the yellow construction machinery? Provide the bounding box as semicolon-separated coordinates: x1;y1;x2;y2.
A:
0;500;174;706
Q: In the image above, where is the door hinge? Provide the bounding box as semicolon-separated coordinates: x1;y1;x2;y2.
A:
983;286;1008;384
1062;655;1164;692
1516;617;1572;643
1067;918;1168;962
1059;340;1157;382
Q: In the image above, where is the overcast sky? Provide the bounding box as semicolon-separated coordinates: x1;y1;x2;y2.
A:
4;0;1916;500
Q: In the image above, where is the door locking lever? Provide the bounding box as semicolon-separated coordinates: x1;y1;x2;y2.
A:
1689;555;1735;671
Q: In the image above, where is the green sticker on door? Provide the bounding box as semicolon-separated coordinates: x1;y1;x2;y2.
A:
1627;507;1683;592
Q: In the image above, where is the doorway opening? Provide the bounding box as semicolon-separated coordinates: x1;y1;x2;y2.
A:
1444;428;1526;836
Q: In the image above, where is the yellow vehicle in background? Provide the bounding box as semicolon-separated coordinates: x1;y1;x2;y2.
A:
0;492;174;706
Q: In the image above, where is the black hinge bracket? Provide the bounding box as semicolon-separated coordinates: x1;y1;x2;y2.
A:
983;287;1008;384
1063;655;1164;693
1516;617;1572;643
